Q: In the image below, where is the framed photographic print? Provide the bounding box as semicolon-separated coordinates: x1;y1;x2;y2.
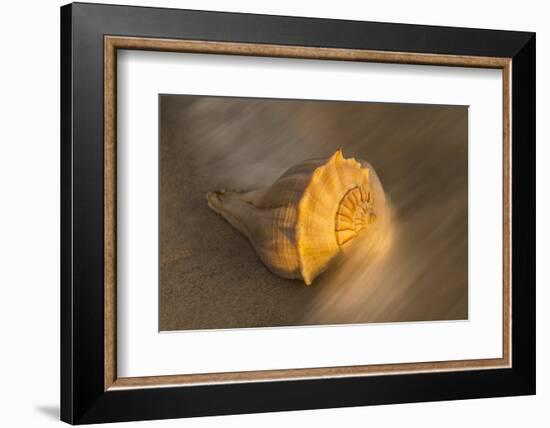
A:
60;2;536;424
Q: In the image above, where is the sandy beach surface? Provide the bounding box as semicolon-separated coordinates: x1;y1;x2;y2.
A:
159;95;468;331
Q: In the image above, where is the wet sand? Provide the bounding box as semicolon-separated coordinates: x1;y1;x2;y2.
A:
159;95;468;331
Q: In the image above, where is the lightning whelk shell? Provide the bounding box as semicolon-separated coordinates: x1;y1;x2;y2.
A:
206;149;385;285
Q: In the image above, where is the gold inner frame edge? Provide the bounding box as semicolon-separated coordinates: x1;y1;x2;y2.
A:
104;35;512;391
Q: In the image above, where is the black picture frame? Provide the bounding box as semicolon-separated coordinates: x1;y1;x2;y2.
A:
61;2;535;424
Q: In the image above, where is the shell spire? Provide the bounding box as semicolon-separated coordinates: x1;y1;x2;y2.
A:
207;150;384;285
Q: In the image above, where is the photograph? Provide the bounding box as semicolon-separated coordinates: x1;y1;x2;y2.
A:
159;95;469;331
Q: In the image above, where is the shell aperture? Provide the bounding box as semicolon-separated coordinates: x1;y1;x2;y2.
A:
206;150;385;285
